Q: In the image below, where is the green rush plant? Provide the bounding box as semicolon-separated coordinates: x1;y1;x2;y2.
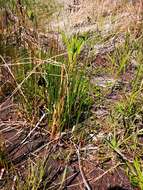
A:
114;93;142;125
113;36;143;127
50;33;92;137
126;157;143;190
107;33;133;75
10;33;92;137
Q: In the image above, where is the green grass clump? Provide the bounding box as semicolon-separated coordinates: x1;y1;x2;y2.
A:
10;33;92;137
111;36;143;127
127;158;143;190
107;33;134;75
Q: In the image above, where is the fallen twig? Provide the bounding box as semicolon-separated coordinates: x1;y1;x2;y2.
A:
20;112;46;145
75;143;92;190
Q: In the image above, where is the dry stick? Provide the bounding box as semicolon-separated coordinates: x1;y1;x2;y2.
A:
106;140;133;163
31;139;58;156
0;104;17;112
113;147;133;163
75;144;92;190
5;128;23;142
50;64;68;138
11;176;17;190
0;52;67;67
0;168;5;180
90;163;121;183
47;171;80;190
66;163;121;188
20;112;46;144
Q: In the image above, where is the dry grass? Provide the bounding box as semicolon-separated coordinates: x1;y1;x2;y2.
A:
52;0;143;35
